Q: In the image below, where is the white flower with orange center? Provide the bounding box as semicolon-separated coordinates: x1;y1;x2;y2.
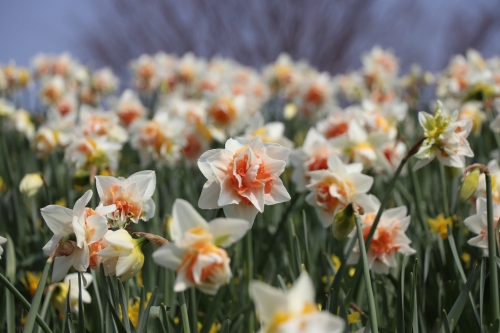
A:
152;199;249;295
91;67;119;95
95;170;156;228
206;95;247;142
41;190;116;281
249;272;345;333
130;54;159;92
79;106;128;144
289;128;340;192
245;113;293;149
305;154;373;228
39;76;65;105
198;136;291;224
64;136;121;170
8;109;35;140
464;197;500;256
33;127;59;155
347;194;416;274
113;89;146;128
130;112;186;167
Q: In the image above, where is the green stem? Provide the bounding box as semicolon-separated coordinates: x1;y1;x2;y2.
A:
246;229;255;333
355;215;379;333
0;272;53;333
486;173;500;322
346;156;408;305
439;163;450;217
189;288;198;332
23;257;53;333
179;291;191;333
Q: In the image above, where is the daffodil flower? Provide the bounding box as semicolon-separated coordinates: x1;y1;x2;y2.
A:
198;136;290;224
249;272;345;333
51;273;93;314
347;194;416;274
95;170;156;228
414;102;473;170
464;197;500;256
305;154;373;228
97;229;147;282
41;190;116;281
153;199;249;295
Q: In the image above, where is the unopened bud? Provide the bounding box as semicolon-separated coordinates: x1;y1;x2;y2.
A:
19;173;44;197
333;203;364;241
459;167;480;204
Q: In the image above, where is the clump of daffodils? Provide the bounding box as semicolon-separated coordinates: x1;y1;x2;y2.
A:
414;101;473;170
40;171;159;282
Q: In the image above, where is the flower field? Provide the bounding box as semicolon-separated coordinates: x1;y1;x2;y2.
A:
0;47;500;332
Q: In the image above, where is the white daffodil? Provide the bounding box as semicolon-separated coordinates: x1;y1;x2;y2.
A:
113;89;146;128
198;136;290;224
414;102;474;170
130;112;186;167
347;195;416;274
305;154;373;228
0;236;6;259
289;128;341;192
19;173;44;197
249;272;345;333
464;197;500;256
95;170;156;228
79;106;128;144
64;136;122;171
51;272;93;314
97;229;147;282
153;199;249;295
41;190;115;281
245;113;293;149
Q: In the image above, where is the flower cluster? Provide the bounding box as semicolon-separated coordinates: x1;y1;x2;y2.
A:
40;171;157;282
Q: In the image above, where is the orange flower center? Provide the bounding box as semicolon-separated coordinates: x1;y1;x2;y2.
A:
227;152;273;205
209;98;237;125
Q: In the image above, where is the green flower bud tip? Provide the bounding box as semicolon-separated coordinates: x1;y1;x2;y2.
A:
333;203;363;241
459;167;480;204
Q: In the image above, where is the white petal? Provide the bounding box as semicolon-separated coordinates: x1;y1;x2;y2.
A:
152;243;184;270
198;179;222;209
127;170;156;200
72;190;93;217
86;215;109;243
208;218;250;247
288;272;315;313
40;205;74;235
52;252;77;282
249;280;288;325
172;199;209;241
223;204;259;226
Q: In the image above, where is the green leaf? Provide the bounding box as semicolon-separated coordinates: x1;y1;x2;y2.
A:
441;310;451;333
117;280;131;332
5;234;16;282
447;225;481;327
78;273;85;333
99;266;128;333
201;287;226;333
137;287;158;333
23;258;53;333
445;264;479;331
6;281;14;333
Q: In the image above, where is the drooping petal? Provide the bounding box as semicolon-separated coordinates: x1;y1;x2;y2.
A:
223;204;259;225
152;243;184;271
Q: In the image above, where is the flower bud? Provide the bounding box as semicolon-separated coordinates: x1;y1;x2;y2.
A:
19;173;44;197
333;203;362;240
459;167;480;204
